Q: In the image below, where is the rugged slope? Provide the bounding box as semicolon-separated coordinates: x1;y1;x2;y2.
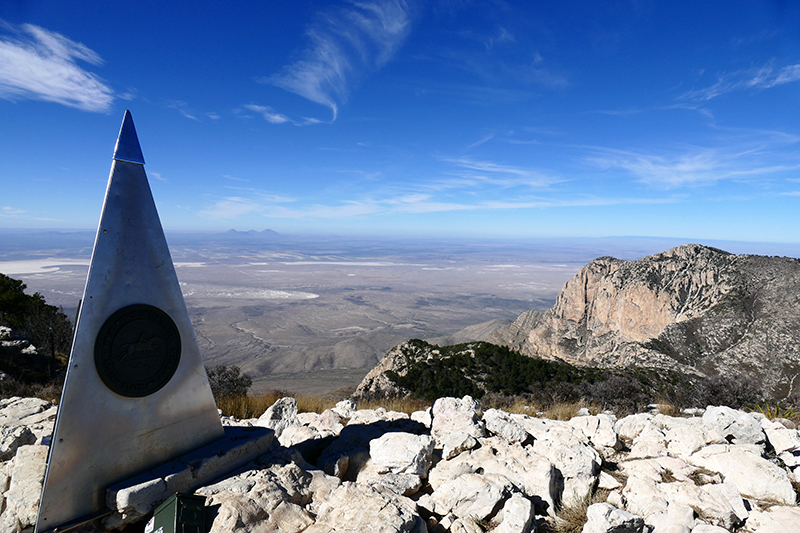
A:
487;244;800;397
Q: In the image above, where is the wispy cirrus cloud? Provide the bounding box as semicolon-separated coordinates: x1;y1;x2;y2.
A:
244;104;290;124
262;0;416;120
591;144;800;188
0;22;113;112
442;157;563;188
682;62;800;102
198;189;678;221
1;206;25;217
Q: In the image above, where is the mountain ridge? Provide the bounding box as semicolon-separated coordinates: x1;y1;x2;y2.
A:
486;243;800;398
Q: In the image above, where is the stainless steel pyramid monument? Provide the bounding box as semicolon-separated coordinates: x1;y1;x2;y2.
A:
35;111;225;533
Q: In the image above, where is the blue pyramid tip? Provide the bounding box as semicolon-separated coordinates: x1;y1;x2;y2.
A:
113;110;145;165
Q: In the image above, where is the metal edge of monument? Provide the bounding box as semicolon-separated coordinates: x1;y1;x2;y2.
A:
35;111;225;533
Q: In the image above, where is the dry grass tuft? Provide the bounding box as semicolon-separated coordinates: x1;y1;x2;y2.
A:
216;389;339;419
545;489;610;533
355;397;431;415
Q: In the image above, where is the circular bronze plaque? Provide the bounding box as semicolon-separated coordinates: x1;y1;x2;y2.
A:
94;304;181;397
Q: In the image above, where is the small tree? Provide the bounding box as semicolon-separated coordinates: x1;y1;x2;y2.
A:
206;365;252;400
697;373;760;409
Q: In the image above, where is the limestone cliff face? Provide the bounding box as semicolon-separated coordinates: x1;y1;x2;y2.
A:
488;244;800;397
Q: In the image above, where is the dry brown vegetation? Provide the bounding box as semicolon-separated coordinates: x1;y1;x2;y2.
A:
215;390;607;422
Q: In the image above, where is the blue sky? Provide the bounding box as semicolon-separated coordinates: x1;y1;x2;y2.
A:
1;1;800;241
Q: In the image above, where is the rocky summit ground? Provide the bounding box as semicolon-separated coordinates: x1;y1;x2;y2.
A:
2;395;800;533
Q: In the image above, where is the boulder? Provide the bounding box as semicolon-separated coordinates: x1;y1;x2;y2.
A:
688;444;795;505
438;431;479;461
1;444;48;532
450;517;483;533
348;408;409;425
760;417;800;455
569;413;621;452
331;399;357;418
744;505;800;532
615;413;655;441
304;482;427;533
483;409;530;444
411;408;432;428
429;436;557;514
627;424;667;459
581;502;647;533
701;407;765;448
645;501;695;533
106;426;276;526
491;493;535;533
0;397;56;428
531;425;601;506
0;426;36;461
431;396;485;441
431;472;509;521
369;432;435;476
256;397;299;438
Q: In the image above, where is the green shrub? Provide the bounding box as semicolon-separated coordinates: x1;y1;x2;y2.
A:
206;365;253;400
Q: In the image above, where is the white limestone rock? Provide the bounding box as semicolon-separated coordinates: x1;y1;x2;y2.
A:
628;423;668;459
598;471;622;491
688;444;795;505
646;501;695;533
304;482;427;533
569;413;621;452
256;397;299;438
451;517;483;533
279;425;326;448
431;396;485;441
431;472;509;521
347;407;409;425
312;409;345;435
429;436;557;513
439;431;479;461
491;493;535;533
760;417;800;455
620;457;746;530
701;407;765;448
370;432;435;477
356;466;423;496
0;397;56;427
411;408;432;428
581;502;647;533
483;409;530;444
1;444;47;532
690;525;731;533
615;413;655;441
531;425;601;506
0;426;36;461
331;399;357;418
744;505;800;533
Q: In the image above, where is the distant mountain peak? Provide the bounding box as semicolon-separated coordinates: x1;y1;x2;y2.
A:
224;229;280;237
488;243;800;399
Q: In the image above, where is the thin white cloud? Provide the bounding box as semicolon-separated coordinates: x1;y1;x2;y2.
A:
263;0;416;120
682;62;800;102
198;197;264;220
167;100;200;121
443;157;562;188
591;146;800;188
244;104;291;124
197;189;680;221
1;206;24;216
0;22;113;112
